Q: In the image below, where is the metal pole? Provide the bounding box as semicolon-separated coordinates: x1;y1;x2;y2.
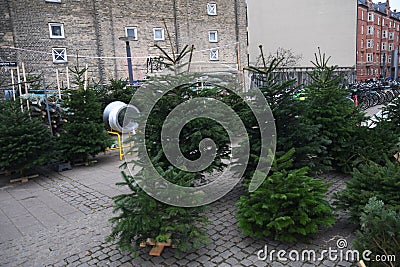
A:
125;41;134;85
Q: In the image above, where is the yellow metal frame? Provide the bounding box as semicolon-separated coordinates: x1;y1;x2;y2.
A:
104;131;132;160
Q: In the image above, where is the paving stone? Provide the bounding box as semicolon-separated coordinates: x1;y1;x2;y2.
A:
66;255;80;263
0;157;357;267
210;256;224;263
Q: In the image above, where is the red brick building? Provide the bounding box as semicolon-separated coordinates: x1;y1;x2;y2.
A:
357;0;400;81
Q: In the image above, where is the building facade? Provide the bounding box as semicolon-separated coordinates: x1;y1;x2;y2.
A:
247;0;358;68
357;0;400;81
0;0;247;87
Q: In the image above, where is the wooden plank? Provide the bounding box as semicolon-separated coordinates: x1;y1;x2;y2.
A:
10;174;39;183
149;245;165;256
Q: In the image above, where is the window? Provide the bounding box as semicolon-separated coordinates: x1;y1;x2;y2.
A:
382;42;387;50
207;3;217;15
209;30;218;42
210;49;219;60
382;30;388;38
377;29;380;38
367;39;374;48
52;48;67;63
361;39;364;48
125;26;137;40
153;28;164;41
367;26;374;35
367;12;374;22
49;23;64;38
367;53;373;62
361;25;364;35
389;43;394;51
389;32;395;40
377;42;380;51
388;55;392;63
361;11;364;20
378;16;381;25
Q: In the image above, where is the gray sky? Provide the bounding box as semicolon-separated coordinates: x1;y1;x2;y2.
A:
389;0;400;11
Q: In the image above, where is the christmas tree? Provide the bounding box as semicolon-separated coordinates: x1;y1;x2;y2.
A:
59;67;112;162
0;100;52;176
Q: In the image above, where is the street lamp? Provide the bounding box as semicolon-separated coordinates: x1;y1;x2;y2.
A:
119;36;136;86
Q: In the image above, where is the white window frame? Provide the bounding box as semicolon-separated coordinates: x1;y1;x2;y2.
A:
208;30;218;42
382;42;387;50
377;16;381;25
389;32;395;40
388;55;392;63
125;26;138;40
153;28;164;41
366;39;374;49
367;26;374;35
49;23;65;39
366;53;373;62
210;49;219;61
382;30;388;38
367;12;374;22
389;43;394;51
52;48;67;63
361;25;364;35
377;42;380;51
207;3;217;15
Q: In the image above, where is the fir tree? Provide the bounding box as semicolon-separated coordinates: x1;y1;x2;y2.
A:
244;45;330;174
303;50;364;170
0;100;52;176
59;67;112;162
236;149;335;242
108;41;221;255
335;158;400;224
354;197;400;267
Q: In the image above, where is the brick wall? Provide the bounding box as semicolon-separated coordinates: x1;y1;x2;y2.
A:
0;0;248;87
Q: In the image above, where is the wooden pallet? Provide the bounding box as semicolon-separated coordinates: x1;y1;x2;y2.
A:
140;237;175;256
73;159;98;167
10;174;39;183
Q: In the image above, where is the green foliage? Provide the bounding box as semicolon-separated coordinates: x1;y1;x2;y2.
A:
95;79;136;113
303;51;365;171
236;149;335;242
245;46;330;174
354;197;399;267
384;95;400;129
108;44;221;255
335;159;400;224
339;120;398;172
107;169;208;255
59;67;112;162
0;100;52;175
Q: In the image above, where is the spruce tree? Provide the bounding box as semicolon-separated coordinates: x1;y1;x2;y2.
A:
0;100;52;176
236;149;335;242
303;50;364;170
354;197;400;267
244;45;330;173
59;67;112;162
108;40;225;255
335;158;400;224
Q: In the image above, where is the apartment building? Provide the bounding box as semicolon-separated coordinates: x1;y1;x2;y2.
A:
357;0;400;81
0;0;247;86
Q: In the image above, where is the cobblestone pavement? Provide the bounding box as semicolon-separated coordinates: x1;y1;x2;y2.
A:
0;151;359;267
